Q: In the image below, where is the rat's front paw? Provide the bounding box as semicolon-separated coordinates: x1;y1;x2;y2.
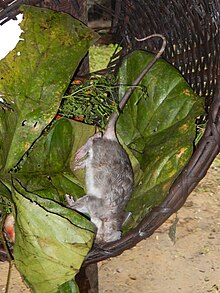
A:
75;146;88;162
74;132;102;163
73;159;86;171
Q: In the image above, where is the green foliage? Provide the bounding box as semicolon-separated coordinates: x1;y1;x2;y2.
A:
16;118;95;202
0;5;204;293
0;5;98;172
116;50;204;230
0;5;98;292
13;181;94;293
59;75;118;128
89;44;120;72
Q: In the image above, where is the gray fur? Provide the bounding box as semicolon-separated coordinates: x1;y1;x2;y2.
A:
68;34;166;244
67;136;133;244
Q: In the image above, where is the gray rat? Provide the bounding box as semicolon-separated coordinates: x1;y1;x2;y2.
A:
67;34;166;244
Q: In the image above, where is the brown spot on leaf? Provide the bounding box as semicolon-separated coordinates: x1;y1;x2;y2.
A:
179;124;189;133
183;89;191;96
176;147;186;158
169;170;176;177
24;143;31;150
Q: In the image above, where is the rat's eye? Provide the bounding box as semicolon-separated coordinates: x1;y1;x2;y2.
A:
95;132;103;138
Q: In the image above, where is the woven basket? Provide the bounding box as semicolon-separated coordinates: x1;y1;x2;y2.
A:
0;0;220;267
85;0;220;265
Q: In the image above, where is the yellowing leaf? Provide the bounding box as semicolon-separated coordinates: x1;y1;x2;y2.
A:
0;5;98;171
13;182;95;293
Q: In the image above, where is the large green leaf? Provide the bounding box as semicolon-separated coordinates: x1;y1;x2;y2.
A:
15;118;95;202
116;51;204;230
0;5;98;172
13;181;95;293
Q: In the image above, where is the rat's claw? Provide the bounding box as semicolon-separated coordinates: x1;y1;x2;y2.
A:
74;132;102;162
75;137;93;162
65;194;75;208
75;146;88;162
74;159;86;171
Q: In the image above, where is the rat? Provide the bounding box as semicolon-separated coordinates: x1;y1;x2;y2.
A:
66;34;166;244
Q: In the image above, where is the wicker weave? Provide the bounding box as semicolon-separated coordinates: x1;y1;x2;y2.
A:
0;0;220;266
85;0;220;264
112;0;220;105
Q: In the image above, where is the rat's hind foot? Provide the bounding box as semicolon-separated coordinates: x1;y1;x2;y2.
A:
65;194;75;208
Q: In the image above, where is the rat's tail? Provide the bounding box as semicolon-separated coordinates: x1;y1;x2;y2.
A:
104;34;166;141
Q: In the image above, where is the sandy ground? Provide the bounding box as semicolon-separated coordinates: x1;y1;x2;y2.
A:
0;157;220;293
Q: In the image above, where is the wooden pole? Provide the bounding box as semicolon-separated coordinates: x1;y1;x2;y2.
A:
76;263;99;293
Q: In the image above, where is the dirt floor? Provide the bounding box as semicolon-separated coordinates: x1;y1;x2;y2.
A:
0;157;220;293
